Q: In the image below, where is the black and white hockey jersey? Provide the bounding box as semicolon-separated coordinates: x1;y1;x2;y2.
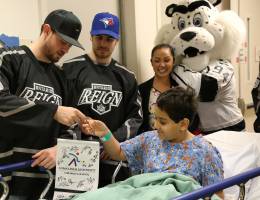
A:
172;59;244;132
0;45;66;198
252;74;260;132
63;54;142;186
63;54;142;142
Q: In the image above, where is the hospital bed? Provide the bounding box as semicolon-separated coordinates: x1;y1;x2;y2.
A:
170;130;260;200
1;130;260;200
204;131;260;200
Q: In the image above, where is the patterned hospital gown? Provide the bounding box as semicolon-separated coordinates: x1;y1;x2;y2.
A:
120;131;223;186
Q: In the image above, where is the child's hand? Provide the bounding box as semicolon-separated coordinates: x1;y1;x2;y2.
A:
81;119;110;138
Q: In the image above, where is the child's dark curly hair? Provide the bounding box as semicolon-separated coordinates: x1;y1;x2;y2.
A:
156;86;197;123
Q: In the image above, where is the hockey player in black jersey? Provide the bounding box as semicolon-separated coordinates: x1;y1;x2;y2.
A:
252;74;260;132
63;12;143;187
0;9;87;199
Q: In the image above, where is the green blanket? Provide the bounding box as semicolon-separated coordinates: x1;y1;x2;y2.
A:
71;172;221;200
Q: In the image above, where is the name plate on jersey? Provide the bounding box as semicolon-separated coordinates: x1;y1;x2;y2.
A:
53;139;100;200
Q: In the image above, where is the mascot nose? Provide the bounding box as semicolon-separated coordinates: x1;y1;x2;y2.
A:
180;32;196;42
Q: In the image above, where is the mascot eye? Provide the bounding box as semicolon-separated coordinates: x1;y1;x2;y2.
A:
193;13;203;27
178;17;186;30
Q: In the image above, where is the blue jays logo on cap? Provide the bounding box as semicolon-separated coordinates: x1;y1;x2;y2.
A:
100;18;114;28
90;12;120;39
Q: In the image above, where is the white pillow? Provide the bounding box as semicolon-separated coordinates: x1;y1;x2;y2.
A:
205;131;260;200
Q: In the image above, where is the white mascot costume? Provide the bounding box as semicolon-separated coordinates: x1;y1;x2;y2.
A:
155;0;246;134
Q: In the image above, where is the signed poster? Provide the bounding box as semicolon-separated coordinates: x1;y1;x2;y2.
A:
53;139;100;199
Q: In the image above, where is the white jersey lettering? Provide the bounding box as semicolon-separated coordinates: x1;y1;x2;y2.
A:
20;83;62;105
78;83;122;115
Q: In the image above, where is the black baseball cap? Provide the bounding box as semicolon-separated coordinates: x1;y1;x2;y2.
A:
44;9;84;50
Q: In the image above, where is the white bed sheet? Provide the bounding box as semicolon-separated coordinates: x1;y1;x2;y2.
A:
205;131;260;200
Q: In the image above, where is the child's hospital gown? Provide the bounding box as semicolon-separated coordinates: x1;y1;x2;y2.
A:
120;131;223;186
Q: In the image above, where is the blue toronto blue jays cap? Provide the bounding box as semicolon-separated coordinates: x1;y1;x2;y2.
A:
90;12;120;39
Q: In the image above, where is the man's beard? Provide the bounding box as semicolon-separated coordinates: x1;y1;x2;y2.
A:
44;43;62;63
46;54;59;63
93;48;111;59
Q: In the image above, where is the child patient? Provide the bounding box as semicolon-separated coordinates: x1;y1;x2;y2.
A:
81;86;224;199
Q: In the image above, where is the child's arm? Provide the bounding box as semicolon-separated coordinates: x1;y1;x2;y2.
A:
81;119;127;161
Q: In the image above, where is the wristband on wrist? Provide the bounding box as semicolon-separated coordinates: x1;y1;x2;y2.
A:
100;131;112;142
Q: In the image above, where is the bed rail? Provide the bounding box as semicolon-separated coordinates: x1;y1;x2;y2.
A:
0;160;54;200
172;167;260;200
0;160;33;173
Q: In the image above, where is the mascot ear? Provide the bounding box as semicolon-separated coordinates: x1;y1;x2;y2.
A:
208;0;222;6
165;4;177;17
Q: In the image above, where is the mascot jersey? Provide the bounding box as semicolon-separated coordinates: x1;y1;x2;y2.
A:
172;59;243;132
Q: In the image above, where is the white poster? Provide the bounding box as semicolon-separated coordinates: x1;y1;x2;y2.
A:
53;139;100;199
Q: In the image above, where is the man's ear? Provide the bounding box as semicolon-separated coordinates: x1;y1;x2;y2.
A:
42;24;52;35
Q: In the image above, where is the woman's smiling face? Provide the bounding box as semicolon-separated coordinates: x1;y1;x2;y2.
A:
151;47;174;78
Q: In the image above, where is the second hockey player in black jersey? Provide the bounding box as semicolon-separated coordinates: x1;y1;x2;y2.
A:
63;12;143;187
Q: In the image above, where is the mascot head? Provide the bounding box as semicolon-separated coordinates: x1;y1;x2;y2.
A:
155;0;246;71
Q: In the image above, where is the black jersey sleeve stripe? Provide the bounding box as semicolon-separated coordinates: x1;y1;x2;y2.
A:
0;49;26;67
13;171;50;179
0;149;13;159
0;100;35;117
62;57;86;65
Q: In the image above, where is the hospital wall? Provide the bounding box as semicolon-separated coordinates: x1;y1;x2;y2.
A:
230;0;260;106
